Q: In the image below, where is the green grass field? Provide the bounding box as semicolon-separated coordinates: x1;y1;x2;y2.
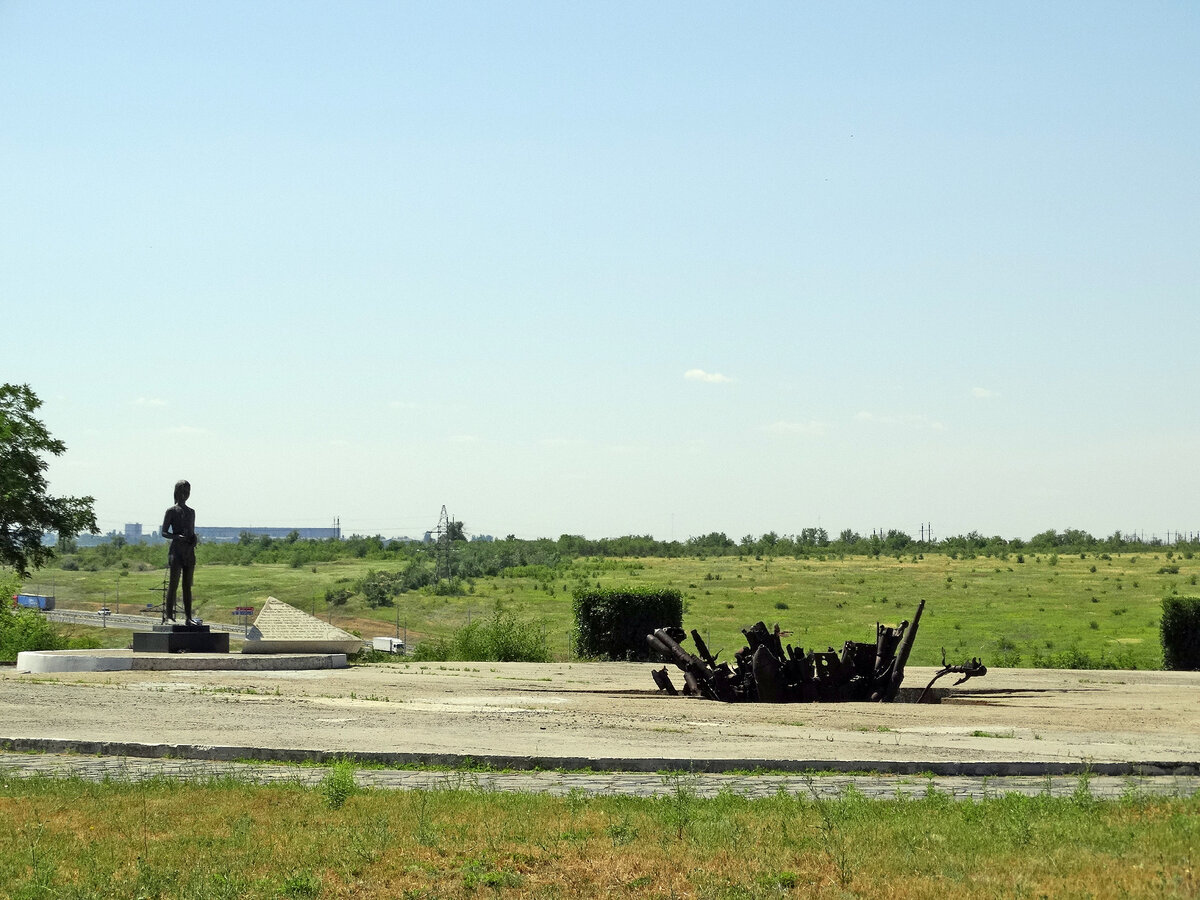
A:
1;770;1196;899
22;549;1188;668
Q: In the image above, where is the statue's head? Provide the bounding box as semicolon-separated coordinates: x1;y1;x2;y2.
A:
174;480;191;504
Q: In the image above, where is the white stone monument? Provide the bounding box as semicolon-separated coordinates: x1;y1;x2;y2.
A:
242;597;364;654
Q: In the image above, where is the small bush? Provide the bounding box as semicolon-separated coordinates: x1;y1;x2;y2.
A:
320;759;358;809
282;870;322;899
410;604;549;662
1161;596;1200;670
573;586;683;660
992;636;1021;668
0;603;65;662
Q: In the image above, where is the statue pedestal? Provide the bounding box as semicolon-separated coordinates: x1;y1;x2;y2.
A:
133;624;229;654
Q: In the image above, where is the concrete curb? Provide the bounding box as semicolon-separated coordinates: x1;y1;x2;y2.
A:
2;736;1195;777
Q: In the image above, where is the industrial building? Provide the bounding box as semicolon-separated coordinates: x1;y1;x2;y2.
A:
119;523;342;544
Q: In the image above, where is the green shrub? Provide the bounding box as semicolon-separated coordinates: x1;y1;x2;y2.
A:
992;636;1021;667
410;604;549;662
0;603;65;661
320;759;358;809
1161;596;1200;670
572;586;682;660
324;587;351;606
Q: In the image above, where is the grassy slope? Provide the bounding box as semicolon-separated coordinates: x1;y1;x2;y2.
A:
23;549;1188;667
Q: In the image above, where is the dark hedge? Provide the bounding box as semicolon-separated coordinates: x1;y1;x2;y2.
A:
572;587;683;661
1161;596;1200;670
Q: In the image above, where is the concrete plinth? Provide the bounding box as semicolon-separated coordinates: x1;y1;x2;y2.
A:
132;625;230;654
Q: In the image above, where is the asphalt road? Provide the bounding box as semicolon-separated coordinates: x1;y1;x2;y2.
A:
43;609;247;634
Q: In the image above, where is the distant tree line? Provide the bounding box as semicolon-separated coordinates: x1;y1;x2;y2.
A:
49;526;1197;586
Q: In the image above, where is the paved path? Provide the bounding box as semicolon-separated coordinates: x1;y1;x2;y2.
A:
3;663;1198;779
2;752;1197;801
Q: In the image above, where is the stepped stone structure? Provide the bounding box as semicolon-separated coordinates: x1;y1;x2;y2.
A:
243;597;364;655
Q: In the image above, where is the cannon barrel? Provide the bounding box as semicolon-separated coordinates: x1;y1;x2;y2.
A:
883;598;924;701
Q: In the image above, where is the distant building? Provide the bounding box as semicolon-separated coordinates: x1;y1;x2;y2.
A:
192;525;342;544
124;524;342;544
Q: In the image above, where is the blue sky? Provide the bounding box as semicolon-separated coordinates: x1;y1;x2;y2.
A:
3;2;1197;541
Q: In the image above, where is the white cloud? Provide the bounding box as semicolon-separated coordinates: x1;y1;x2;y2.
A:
135;396;167;407
855;411;946;431
766;420;829;437
684;368;732;384
448;434;480;444
972;387;1000;399
167;425;207;435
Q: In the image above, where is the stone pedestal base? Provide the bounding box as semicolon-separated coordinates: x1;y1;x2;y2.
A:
133;624;229;654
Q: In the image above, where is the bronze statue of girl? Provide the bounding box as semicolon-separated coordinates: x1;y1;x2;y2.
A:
161;479;198;623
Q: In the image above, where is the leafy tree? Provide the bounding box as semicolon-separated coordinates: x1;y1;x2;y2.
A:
0;384;97;577
324;587;351;606
798;527;829;547
684;532;735;554
447;520;466;542
358;568;403;608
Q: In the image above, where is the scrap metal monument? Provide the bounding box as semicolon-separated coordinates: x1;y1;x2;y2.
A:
649;599;986;703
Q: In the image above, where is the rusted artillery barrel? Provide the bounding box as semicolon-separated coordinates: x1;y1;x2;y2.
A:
882;598;924;702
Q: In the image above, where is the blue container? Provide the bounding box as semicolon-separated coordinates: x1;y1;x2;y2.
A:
15;594;55;610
